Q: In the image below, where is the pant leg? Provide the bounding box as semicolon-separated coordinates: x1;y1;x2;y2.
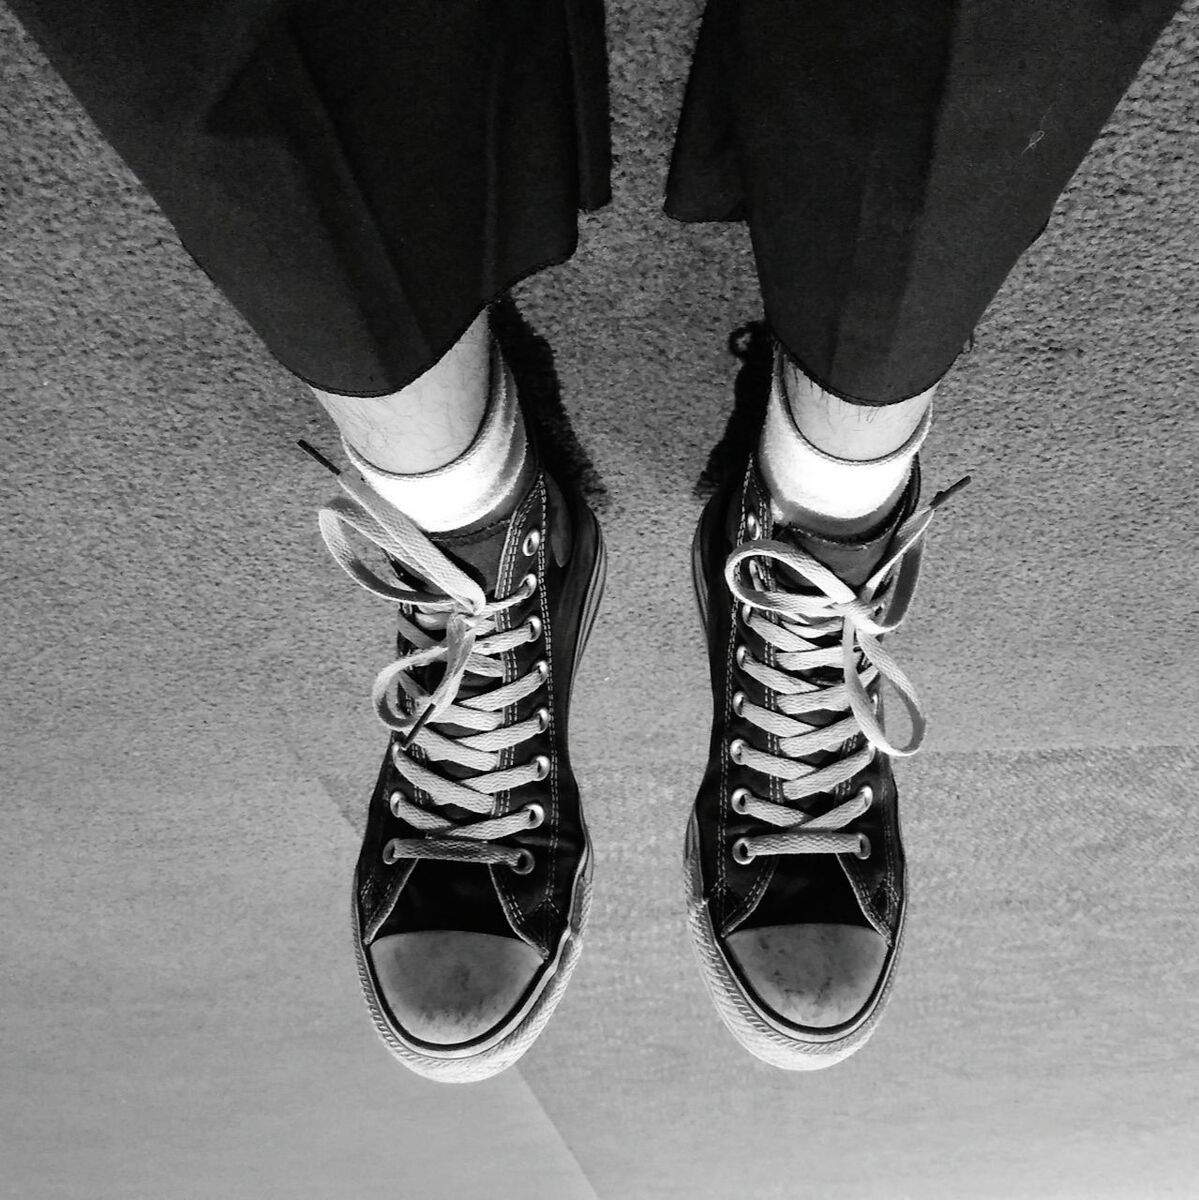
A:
665;0;1186;404
7;0;611;396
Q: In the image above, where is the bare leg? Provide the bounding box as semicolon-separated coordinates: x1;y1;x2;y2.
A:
783;359;936;461
760;351;939;537
309;309;490;474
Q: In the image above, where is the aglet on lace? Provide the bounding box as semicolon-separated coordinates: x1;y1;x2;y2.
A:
396;701;434;751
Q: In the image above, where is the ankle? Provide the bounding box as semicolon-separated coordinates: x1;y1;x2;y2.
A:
310;308;491;473
780;349;938;462
760;344;932;536
343;340;535;534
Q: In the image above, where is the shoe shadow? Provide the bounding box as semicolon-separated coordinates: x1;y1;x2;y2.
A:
693;318;773;501
489;295;610;515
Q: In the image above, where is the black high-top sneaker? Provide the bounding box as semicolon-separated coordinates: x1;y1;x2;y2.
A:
305;362;606;1084
685;349;970;1071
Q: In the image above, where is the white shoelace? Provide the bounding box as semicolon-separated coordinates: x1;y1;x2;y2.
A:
306;444;548;870
725;476;971;863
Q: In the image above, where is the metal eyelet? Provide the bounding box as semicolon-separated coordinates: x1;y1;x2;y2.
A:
521;528;541;557
510;848;535;875
519;573;539;600
735;644;748;669
535;707;550;732
732;691;746;717
857;784;874;807
526;614;543;641
731;837;754;865
740;602;754;624
532;754;550;781
730;787;751;814
534;659;549;681
854;833;872;860
388;790;401;816
382;840;401;866
524;802;545;828
728;738;746;764
745;513;760;539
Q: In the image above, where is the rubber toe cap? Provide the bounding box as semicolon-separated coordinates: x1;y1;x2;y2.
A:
725;923;888;1028
369;931;542;1045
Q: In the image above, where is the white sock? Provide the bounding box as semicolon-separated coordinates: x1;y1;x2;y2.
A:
759;350;933;535
342;337;532;533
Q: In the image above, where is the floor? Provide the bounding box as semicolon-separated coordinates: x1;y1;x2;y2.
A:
2;2;1197;1197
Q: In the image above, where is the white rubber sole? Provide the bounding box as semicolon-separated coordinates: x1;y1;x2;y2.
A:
352;522;608;1084
685;511;904;1070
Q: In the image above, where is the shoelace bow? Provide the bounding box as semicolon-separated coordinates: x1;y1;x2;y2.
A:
303;443;547;871
724;476;971;864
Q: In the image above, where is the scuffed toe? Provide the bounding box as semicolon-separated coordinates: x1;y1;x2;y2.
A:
725;924;887;1028
369;931;542;1045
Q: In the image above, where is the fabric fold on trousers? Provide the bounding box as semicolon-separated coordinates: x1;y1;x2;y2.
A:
10;0;1185;400
9;0;612;396
201;0;612;395
665;0;1185;403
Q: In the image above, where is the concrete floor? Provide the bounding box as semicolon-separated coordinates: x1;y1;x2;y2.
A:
2;2;1197;1197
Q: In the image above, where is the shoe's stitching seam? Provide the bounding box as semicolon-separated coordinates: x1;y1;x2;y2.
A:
854;738;901;936
843;847;887;940
759;488;782;908
840;731;899;938
881;777;901;928
715;491;733;925
539;483;563;926
727;480;772;931
867;651;900;933
490;498;520;935
494;484;551;957
722;465;770;936
495;499;518;816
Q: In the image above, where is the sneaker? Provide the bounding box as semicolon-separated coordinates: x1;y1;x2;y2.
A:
685;350;970;1070
304;371;606;1083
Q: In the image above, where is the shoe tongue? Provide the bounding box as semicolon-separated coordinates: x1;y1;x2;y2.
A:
426;514;512;593
772;457;921;590
380;512;519;799
759;488;915;788
775;503;905;590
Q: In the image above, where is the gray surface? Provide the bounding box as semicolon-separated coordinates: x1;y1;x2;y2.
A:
3;1;1198;1197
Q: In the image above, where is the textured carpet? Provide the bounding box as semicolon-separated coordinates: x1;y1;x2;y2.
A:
2;1;1197;1198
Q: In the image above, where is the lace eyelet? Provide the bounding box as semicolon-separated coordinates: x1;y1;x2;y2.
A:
510;848;535;874
730;787;750;814
532;754;550;781
535;706;550;732
521;528;541;557
857;784;874;807
526;614;543;641
382;840;401;866
854;833;872;860
524;802;545;828
735;644;748;669
744;513;760;539
740;602;754;624
728;737;746;765
731;691;746;717
731;837;754;865
388;790;402;816
519;573;539;600
534;659;549;681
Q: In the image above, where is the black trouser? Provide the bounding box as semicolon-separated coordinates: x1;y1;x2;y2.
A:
6;0;1184;403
